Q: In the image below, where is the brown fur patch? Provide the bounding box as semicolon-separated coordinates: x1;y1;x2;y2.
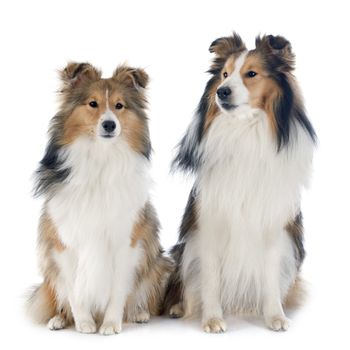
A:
203;80;221;133
286;212;305;268
126;203;173;318
40;211;65;252
240;53;280;134
42;281;57;312
130;207;149;248
110;89;148;155
223;55;235;76
27;206;74;324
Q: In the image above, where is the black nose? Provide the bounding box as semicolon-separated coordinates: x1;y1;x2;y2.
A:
217;87;232;100
102;120;116;133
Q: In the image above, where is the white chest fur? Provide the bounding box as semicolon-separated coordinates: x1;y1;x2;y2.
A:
186;107;314;313
47;136;150;310
197;108;313;230
48;136;150;248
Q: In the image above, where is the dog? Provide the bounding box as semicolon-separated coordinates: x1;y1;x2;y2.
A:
164;33;316;333
26;62;172;334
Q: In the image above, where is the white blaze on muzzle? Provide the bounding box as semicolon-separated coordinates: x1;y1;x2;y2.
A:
217;51;249;110
99;90;121;137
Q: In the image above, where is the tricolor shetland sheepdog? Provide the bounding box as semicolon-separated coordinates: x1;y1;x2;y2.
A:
27;63;172;334
164;33;316;333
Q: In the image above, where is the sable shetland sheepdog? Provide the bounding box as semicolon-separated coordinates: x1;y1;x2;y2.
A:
26;63;172;334
164;33;316;333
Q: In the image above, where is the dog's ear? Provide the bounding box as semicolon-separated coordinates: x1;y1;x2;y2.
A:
60;62;101;89
209;32;246;57
266;35;292;53
130;68;149;88
255;35;295;71
113;66;149;89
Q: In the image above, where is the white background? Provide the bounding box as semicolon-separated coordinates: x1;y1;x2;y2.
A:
1;0;349;349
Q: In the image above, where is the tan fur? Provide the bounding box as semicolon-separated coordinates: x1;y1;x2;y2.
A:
203;82;220;134
283;276;306;309
26;282;56;323
239;53;281;134
117;109;148;155
223;55;235;76
61;85;107;144
40;211;65;252
127;203;173;319
130;207;149;248
26;206;73;324
202;55;235;133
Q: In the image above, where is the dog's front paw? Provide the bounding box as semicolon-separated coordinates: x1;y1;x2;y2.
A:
265;315;290;331
75;319;96;334
202;317;227;333
99;321;122;335
48;315;66;330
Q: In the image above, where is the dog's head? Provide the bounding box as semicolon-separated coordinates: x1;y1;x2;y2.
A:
212;34;296;144
58;62;150;157
173;32;316;173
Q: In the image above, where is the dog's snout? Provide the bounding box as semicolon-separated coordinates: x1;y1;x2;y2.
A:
102;120;116;133
217;87;232;100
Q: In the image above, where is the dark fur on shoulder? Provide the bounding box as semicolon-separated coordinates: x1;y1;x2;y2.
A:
286;212;306;270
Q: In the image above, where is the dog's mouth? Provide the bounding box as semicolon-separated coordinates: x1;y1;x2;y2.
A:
100;133;115;139
219;102;238;111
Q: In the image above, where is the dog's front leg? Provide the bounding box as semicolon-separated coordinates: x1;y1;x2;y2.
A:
70;257;96;334
262;237;290;331
199;230;226;333
99;245;138;335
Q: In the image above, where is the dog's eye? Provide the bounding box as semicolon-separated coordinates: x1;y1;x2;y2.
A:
247;71;257;78
223;72;228;78
89;101;98;108
115;103;124;110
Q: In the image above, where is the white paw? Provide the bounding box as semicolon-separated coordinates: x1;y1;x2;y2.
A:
202;317;227;333
265;315;290;331
99;322;122;335
134;311;150;323
75;320;96;334
48;315;66;330
169;303;184;318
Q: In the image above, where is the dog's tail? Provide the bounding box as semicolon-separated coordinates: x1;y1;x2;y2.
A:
26;282;57;324
162;243;184;316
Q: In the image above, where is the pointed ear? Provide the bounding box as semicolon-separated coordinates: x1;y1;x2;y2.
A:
255;35;295;69
60;62;101;89
113;66;149;89
209;32;246;57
